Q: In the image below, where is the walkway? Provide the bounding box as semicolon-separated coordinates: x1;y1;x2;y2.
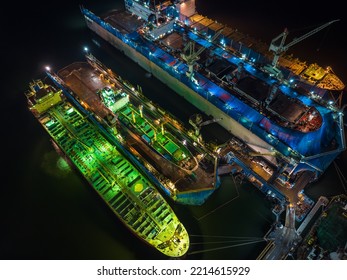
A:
296;196;329;235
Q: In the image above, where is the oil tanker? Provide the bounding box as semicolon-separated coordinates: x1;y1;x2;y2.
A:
55;52;219;205
81;0;345;196
25;78;189;258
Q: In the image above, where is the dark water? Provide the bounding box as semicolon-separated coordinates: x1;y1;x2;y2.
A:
2;0;346;260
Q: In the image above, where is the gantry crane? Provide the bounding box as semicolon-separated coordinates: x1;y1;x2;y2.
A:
181;28;224;78
269;19;340;68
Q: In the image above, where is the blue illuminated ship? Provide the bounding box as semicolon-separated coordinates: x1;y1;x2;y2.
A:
81;0;345;195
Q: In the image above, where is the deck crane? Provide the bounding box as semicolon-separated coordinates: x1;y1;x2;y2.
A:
189;113;222;137
181;28;223;78
268;19;339;74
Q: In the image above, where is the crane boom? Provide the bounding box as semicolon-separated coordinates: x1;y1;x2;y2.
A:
199;118;222;127
181;28;224;77
189;114;222;136
270;19;339;67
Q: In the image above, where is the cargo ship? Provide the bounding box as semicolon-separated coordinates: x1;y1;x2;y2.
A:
81;0;345;196
25;79;189;258
55;53;219;205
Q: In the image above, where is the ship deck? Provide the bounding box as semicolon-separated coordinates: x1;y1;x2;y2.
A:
187;13;345;91
145;25;340;158
161;32;184;52
98;7;344;92
37;96;188;257
154;28;324;133
58;67;110;119
57;61;217;196
268;94;305;123
103;10;144;34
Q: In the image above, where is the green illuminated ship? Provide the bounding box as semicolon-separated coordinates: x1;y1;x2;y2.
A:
56;53;219;206
99;86;197;173
25;79;189;258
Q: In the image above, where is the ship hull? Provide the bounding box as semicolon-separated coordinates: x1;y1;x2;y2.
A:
25;79;190;258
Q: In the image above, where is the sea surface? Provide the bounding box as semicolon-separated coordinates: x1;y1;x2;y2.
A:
2;0;346;260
